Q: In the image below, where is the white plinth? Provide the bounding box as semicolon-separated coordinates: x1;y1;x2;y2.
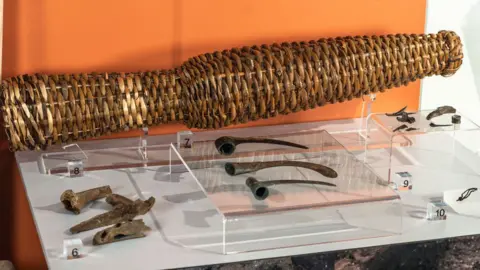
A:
16;119;480;270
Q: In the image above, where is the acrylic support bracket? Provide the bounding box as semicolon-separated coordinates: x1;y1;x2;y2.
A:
359;94;376;139
169;131;195;175
37;143;88;176
176;130;194;149
63;144;88;178
137;127;149;161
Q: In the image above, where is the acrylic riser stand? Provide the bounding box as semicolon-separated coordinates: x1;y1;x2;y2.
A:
37;126;402;255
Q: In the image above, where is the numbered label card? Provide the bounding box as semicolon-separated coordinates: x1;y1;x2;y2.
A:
63;239;85;260
67;160;84;177
177;131;194;149
67;160;84;178
395;171;412;191
426;201;447;221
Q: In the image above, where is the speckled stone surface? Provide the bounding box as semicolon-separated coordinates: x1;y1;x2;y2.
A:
0;261;15;270
181;235;480;270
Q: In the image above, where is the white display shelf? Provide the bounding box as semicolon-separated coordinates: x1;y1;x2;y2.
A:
15;118;480;270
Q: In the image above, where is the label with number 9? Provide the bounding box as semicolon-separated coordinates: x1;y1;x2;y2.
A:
395;172;412;191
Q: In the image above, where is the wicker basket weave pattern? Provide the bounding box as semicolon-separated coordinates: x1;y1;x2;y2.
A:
0;31;463;151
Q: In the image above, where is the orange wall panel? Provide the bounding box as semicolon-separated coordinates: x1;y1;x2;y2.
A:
1;0;427;269
4;0;176;77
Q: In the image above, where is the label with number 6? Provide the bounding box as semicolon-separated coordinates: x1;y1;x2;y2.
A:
72;248;79;257
63;239;84;260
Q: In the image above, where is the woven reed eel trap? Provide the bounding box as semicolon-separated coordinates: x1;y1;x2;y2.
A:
0;30;463;151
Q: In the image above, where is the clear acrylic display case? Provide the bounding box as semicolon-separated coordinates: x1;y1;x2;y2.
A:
364;109;480;196
33;128;403;255
170;130;402;254
36;135;172;175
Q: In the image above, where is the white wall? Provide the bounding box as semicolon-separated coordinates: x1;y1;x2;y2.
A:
421;0;480;125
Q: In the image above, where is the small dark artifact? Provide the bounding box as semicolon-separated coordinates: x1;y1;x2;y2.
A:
429;122;452;128
405;127;419;132
106;194;134;207
92;219;151;245
385;106;414;117
452;114;461;124
246;177;336;200
69;197;155;234
393;124;408;132
426;105;457;120
386;106;407;117
61;185;112;214
396;112;415;124
0;31;463;151
224;160;337;178
456;187;477;202
215;136;308;155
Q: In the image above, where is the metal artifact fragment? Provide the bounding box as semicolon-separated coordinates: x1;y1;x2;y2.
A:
429;122;452;128
246;177;336;200
456;188;477;202
106;194;134;207
426;106;457;120
386;106;415;117
214;136;308;155
393;124;408;132
69;197;155;234
92;219;151;245
396;112;415;124
224;160;337;178
386;106;407;116
61;185;112;214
